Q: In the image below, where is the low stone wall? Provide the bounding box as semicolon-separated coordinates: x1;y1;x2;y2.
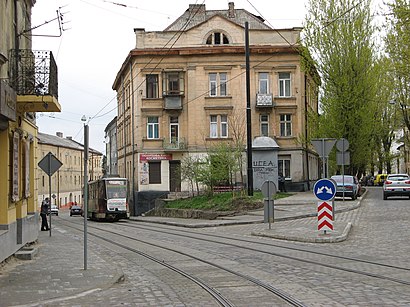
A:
144;208;236;220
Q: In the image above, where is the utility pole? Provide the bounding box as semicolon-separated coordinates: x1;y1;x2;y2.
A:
245;22;253;196
81;115;89;270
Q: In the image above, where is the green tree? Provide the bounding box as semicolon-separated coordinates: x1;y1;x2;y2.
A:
303;0;379;176
385;0;410;171
180;155;202;196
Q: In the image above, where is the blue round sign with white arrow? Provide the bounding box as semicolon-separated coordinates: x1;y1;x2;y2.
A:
313;179;337;201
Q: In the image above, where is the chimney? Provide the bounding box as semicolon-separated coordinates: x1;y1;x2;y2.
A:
56;132;63;138
188;4;205;14
228;2;235;18
66;136;72;140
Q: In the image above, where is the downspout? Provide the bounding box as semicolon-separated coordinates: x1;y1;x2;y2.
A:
304;74;310;190
122;75;127;180
130;62;136;215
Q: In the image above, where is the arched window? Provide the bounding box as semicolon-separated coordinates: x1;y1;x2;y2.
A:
206;32;229;45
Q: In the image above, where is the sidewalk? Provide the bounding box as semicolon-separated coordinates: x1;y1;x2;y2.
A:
132;190;364;243
0;191;364;306
0;227;124;307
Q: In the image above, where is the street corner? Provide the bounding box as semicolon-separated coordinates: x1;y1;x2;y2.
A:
250;221;352;243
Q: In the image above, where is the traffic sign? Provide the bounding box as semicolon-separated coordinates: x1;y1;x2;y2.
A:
311;138;336;158
261;180;276;198
313;178;336;201
318;201;334;231
38;152;63;176
336;151;350;165
336;138;349;152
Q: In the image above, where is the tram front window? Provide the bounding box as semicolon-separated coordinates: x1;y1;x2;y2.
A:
106;185;127;199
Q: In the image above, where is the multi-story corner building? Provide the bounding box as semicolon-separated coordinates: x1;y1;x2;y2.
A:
112;3;319;199
104;116;118;176
0;1;61;263
37;132;104;208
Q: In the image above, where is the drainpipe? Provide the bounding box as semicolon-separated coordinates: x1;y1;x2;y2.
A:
304;74;310;190
130;62;136;215
122;75;127;180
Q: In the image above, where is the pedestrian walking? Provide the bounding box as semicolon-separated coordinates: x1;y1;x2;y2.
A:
40;198;50;231
278;173;286;192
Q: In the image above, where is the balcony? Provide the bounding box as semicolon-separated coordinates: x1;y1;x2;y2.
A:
256;93;274;108
9;49;61;112
163;137;187;151
164;96;183;110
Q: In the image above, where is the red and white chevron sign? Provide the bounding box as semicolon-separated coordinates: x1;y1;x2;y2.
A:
318;201;333;231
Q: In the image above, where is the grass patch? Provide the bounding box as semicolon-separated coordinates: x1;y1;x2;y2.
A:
165;191;293;212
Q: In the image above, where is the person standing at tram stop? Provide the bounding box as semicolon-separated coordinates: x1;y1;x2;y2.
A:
278;173;286;192
40;198;50;231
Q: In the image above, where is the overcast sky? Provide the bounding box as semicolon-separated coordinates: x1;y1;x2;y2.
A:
31;0;308;153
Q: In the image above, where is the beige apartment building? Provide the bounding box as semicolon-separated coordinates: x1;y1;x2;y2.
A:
37;132;103;208
113;2;320;197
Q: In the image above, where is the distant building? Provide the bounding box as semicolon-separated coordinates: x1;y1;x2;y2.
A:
0;1;61;263
112;2;320;202
37;132;103;207
104;116;118;175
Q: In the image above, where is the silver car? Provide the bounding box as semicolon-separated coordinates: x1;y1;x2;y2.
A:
383;174;410;200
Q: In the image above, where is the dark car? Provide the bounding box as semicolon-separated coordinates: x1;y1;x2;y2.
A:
70;205;83;217
330;175;360;200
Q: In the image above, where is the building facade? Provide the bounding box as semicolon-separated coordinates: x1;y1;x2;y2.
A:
0;0;61;263
104;116;118;176
37;132;104;208
112;3;320;200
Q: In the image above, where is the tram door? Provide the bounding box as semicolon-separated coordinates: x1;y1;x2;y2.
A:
169;160;181;192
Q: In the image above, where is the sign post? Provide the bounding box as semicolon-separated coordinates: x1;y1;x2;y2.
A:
336;138;350;203
313;179;336;234
261;180;276;230
38;152;63;236
311;138;336;178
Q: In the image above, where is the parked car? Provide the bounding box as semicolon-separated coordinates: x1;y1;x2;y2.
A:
70;205;83;217
50;205;59;216
330;175;360;200
383;174;410;200
374;174;388;186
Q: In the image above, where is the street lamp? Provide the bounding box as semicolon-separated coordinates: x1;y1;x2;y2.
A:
81;115;89;270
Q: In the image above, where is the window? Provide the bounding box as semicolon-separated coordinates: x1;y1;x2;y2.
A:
209;73;227;97
163;72;184;96
260;114;269;136
280;114;292;136
278;158;291;178
220;115;228;138
206;32;229;45
149;161;161;184
210;115;218;138
258;72;269;94
210;115;228;138
147;116;159;139
146;74;158;98
170;116;179;143
126;85;130;108
279;72;291;97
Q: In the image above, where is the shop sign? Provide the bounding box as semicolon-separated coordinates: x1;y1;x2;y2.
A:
140;154;172;162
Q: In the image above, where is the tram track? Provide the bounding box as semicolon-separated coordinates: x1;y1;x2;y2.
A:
110;220;410;287
58;218;307;307
124;221;410;273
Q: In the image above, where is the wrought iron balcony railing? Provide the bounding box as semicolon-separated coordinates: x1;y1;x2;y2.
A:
8;49;58;99
256;93;274;107
163;137;187;150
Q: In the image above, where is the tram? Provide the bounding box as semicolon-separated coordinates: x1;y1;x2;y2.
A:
87;177;130;221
